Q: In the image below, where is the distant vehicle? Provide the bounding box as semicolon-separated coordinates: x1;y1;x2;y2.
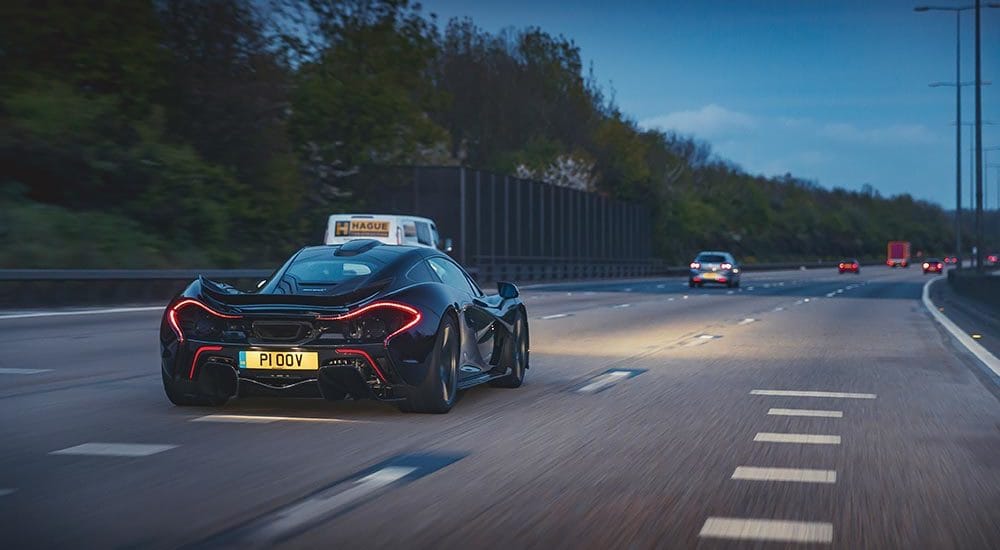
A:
838;259;860;274
988;254;999;266
689;251;741;288
160;241;528;413
943;256;958;264
887;241;910;268
922;258;944;275
324;214;452;252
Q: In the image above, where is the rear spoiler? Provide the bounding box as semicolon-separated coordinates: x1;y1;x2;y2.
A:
198;276;390;309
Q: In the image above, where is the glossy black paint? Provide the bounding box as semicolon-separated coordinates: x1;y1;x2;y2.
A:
160;243;526;403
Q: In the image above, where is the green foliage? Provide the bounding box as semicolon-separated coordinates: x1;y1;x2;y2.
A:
0;0;977;269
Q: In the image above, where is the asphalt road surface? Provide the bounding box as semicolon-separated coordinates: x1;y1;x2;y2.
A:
1;266;999;549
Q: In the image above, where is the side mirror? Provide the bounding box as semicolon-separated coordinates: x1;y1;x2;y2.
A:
497;281;519;300
256;279;267;289
441;237;454;253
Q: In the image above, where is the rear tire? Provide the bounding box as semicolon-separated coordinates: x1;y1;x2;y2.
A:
399;313;459;414
162;370;227;406
688;280;696;288
491;311;528;388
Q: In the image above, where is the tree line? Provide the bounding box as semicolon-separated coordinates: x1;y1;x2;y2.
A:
0;0;971;268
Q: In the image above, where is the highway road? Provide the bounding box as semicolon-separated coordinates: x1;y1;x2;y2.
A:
1;266;999;548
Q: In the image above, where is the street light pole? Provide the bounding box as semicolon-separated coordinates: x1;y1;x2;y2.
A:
916;2;999;269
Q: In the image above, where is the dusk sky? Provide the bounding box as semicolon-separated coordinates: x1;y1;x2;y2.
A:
420;0;1000;208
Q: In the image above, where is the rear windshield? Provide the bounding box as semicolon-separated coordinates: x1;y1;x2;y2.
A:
696;254;727;263
284;250;376;285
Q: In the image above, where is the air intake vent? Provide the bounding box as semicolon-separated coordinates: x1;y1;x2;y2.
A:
252;321;310;342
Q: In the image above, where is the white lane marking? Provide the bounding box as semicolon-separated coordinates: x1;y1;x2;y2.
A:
751;389;876;399
726;290;735;295
577;371;631;394
698;334;717;339
540;313;571;320
923;278;1000;378
0;488;15;497
50;443;177;457
624;288;633;292
656;284;665;289
255;466;417;541
667;297;675;301
732;466;836;484
699;517;833;543
0;368;52;375
763;283;771;288
612;303;631;309
737;318;756;325
0;306;164;320
746;286;755;290
754;432;840;445
682;295;689;299
825;292;836;298
773;306;785;311
804;298;811;302
794;299;804;305
192;415;362;424
836;289;844;294
768;408;843;418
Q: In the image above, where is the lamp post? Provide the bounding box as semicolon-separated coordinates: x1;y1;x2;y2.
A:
952;120;996;210
916;2;1000;270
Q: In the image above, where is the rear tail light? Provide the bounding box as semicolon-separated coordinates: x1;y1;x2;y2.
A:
167;299;242;342
690;262;701;269
319;302;421;345
721;263;733;270
922;263;930;269
839;263;845;269
853;263;858;269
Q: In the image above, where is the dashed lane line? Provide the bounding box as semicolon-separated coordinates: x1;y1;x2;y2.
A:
731;466;836;484
540;313;572;320
0;368;52;375
754;432;840;445
751;389;876;399
576;371;632;394
612;303;631;309
192;415;365;424
737;318;756;326
50;443;177;457
699;517;833;544
768;408;843;418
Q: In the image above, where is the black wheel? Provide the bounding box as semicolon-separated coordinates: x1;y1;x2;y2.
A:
400;313;459;413
162;370;227;406
688;280;696;288
491;310;528;388
726;279;734;288
734;279;741;288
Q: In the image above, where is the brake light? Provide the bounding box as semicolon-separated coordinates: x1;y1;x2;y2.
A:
721;263;733;270
839;263;845;269
318;301;421;344
922;263;929;269
168;299;242;342
690;262;701;269
853;263;858;269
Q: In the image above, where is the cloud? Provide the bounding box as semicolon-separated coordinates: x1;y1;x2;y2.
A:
640;104;757;138
818;122;939;145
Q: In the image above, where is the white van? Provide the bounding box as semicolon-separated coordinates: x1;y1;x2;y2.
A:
324;214;451;251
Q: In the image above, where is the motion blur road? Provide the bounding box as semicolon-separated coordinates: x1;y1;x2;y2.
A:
1;266;999;549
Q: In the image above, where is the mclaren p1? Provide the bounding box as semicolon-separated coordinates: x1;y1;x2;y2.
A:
160;240;529;413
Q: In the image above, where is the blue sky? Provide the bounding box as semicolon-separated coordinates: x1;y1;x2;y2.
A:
419;0;1000;208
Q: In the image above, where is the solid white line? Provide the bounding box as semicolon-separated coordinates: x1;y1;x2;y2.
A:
0;306;164;320
540;313;570;320
773;306;785;311
923;278;1000;378
255;466;417;541
50;443;177;457
192;414;362;424
0;488;15;497
737;318;756;325
577;371;631;393
0;368;52;375
768;408;843;418
754;432;840;445
612;303;631;309
699;517;833;543
751;389;876;399
732;466;836;483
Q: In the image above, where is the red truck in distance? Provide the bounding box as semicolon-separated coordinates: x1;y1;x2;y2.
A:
887;241;910;268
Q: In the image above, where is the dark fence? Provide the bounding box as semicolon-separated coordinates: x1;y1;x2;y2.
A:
346;166;656;281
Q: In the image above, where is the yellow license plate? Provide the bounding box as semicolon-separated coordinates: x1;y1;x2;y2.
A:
702;272;718;280
239;351;319;370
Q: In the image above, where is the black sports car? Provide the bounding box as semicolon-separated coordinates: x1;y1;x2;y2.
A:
160;240;529;413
